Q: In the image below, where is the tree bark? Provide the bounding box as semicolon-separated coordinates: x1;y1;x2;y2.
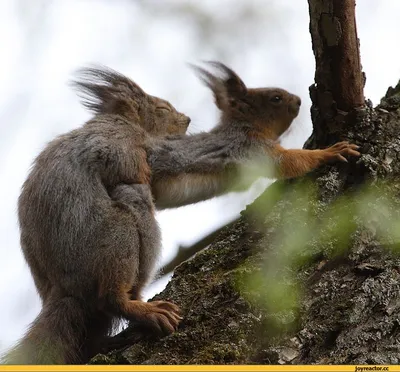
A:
306;0;365;149
159;219;239;276
90;0;400;365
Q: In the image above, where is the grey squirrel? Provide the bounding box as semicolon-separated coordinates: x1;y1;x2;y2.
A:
2;63;360;365
3;67;188;364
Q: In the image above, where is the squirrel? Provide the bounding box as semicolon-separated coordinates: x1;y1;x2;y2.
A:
147;62;361;209
2;66;189;364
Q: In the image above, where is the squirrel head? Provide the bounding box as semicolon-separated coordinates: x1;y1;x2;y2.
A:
143;94;191;136
72;66;191;136
191;61;301;140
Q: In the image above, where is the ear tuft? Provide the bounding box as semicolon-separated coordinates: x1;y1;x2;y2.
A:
70;64;146;121
205;61;247;97
189;61;247;110
187;63;219;93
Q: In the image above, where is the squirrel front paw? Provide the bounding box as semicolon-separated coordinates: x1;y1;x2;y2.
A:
323;141;361;163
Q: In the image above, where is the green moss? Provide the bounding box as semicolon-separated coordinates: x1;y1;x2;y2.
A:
89;352;123;365
192;342;248;364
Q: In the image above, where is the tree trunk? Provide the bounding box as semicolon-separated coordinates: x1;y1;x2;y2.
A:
90;0;400;365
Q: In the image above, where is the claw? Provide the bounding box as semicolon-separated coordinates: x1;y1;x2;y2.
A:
144;300;183;336
324;141;360;163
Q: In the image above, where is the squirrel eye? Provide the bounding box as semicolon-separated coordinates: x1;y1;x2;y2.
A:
156;106;171;113
270;95;282;103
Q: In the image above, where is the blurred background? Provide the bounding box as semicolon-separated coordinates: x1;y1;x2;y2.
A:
0;0;399;354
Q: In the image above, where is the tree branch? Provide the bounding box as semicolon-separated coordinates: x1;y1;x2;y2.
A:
307;0;366;146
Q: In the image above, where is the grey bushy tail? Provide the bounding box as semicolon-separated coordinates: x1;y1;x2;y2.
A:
1;296;87;364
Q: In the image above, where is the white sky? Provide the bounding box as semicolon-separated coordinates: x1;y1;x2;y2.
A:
0;0;399;353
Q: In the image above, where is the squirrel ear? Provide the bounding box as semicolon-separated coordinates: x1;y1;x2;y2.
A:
188;63;219;93
206;61;247;99
189;63;227;110
189;62;247;110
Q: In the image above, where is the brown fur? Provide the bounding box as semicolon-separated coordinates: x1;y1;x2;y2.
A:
268;142;360;179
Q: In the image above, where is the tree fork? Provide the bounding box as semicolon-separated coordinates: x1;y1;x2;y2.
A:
307;0;366;147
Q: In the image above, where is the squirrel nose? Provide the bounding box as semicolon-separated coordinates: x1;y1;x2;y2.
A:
186;117;191;126
296;97;301;106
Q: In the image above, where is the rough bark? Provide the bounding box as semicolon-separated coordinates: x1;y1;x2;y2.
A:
160;219;239;276
90;0;400;365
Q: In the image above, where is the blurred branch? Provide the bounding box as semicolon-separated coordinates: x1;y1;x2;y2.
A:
160;218;240;275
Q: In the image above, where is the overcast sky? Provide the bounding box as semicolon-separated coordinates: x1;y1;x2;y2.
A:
0;0;399;354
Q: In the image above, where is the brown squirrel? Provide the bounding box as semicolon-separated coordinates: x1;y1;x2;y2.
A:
147;62;360;209
2;66;189;364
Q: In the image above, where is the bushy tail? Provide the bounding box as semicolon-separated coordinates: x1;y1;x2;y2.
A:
1;296;88;365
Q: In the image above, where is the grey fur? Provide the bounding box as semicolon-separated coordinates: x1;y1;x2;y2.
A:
13;116;157;364
4;66;190;364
